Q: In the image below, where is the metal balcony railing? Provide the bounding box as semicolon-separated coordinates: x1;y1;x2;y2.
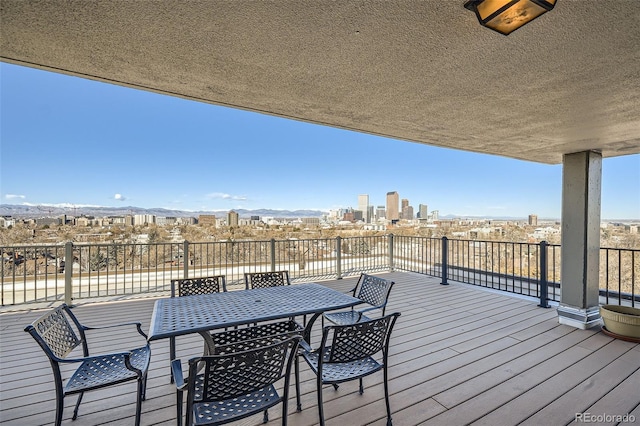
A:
1;236;638;307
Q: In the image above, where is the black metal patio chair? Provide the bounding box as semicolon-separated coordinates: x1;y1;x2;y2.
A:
244;271;305;325
24;303;150;426
172;334;302;426
299;312;401;426
171;275;228;297
169;275;227;380
192;319;304;424
323;273;395;326
244;270;291;289
168;320;306;425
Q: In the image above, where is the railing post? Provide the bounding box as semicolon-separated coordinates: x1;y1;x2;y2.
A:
336;236;342;279
270;239;276;271
538;240;550;308
183;240;189;279
64;241;73;305
440;236;449;285
388;233;394;272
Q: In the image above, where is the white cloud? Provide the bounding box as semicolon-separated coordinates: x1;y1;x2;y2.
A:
114;193;126;201
5;194;26;200
206;192;247;201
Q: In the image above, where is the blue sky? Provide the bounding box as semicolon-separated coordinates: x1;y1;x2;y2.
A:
1;63;638;220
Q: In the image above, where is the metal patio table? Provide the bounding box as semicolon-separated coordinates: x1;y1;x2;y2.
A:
148;283;362;359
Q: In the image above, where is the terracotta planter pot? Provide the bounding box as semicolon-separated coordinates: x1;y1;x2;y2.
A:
600;305;640;339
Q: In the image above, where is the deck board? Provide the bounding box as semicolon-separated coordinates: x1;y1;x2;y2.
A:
571;366;640;425
1;272;638;426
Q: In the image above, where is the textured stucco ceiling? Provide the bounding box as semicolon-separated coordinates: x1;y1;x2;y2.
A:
2;0;639;164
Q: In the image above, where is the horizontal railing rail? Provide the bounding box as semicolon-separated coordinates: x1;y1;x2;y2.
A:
1;236;637;308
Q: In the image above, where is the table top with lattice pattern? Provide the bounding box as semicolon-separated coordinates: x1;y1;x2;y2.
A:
148;283;361;341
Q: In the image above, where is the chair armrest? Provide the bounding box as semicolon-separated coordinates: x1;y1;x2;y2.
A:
356;305;381;314
82;322;148;339
57;350;145;377
298;339;313;353
171;359;187;391
55;351;128;364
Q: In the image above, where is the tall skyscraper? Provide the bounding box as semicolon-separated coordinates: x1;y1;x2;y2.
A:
386;191;399;221
227;210;239;227
376;205;386;221
401;198;412;220
528;214;538;226
358;194;370;223
403;205;414;220
418;204;429;219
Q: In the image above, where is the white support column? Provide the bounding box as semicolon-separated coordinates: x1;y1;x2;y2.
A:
557;151;603;329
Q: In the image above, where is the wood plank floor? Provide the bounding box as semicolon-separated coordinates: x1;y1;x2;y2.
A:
1;272;638;426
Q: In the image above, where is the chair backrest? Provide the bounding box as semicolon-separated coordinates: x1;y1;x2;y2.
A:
354;274;395;311
24;303;87;361
206;320;303;355
187;335;301;402
323;312;400;364
244;270;290;290
171;275;227;297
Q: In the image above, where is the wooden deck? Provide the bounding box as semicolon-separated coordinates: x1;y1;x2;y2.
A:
1;272;639;426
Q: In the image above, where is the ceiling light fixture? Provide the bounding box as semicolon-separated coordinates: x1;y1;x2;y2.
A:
464;0;557;35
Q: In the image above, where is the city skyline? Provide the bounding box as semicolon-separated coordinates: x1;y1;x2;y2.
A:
0;194;637;225
1;63;639;220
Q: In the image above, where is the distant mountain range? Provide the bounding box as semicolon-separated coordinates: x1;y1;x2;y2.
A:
0;204;327;219
6;204;634;222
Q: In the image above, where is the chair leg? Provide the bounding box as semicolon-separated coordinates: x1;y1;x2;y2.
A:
282;388;290;426
359;377;364;395
135;379;144;426
176;389;183;426
185;393;193;426
317;376;325;426
384;365;392;426
295;355;302;412
262;409;269;423
333;383;339;391
142;372;149;401
170;337;176;383
54;393;64;426
72;391;84;420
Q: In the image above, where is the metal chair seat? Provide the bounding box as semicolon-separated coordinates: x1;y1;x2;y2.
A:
66;346;151;394
190;381;281;425
302;347;382;383
321;310;372;326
